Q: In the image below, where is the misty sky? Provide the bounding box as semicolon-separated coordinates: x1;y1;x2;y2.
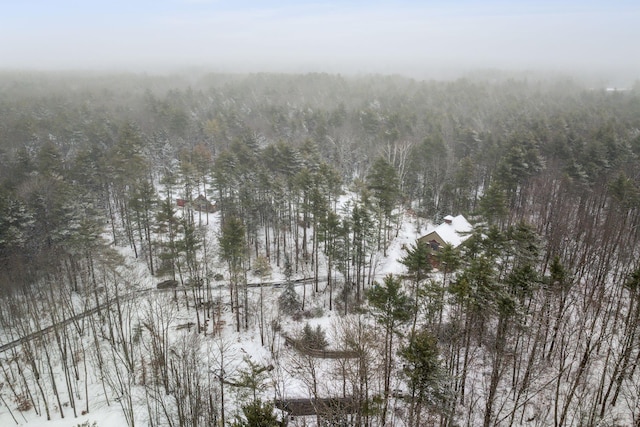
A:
2;0;639;79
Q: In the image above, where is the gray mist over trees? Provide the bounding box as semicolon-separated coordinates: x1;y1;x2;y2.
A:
1;1;638;85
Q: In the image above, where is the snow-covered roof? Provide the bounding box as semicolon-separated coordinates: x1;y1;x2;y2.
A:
421;214;472;248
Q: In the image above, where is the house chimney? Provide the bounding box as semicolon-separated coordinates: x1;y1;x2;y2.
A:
444;215;454;225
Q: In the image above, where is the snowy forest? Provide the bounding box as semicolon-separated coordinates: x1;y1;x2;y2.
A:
1;71;640;426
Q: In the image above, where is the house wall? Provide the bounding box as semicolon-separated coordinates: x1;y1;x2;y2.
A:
417;231;445;248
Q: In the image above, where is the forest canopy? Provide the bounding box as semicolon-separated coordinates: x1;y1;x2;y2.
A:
1;71;640;426
1;71;639;292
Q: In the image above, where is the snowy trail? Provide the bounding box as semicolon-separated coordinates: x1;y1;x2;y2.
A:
0;277;323;354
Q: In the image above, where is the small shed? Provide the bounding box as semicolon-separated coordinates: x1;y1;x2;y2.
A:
275;397;356;417
418;214;472;250
193;194;217;213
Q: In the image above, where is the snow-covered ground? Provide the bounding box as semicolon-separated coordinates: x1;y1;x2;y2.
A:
0;204;437;427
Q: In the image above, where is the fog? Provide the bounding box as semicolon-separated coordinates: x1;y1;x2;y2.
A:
2;0;638;84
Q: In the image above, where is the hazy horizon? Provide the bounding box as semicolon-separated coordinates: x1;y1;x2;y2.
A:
2;0;639;85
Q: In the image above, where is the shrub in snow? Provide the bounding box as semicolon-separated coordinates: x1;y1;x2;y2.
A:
230;399;283;427
15;393;32;412
300;323;329;350
301;306;324;319
278;282;301;315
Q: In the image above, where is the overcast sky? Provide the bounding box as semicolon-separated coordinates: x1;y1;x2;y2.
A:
2;0;639;80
